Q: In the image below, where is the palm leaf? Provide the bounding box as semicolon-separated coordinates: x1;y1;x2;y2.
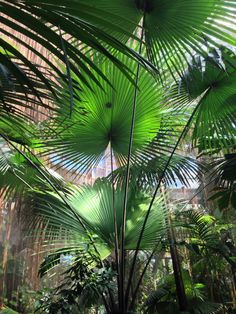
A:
108;154;202;191
43;53;164;173
179;48;236;154
0;46;56;123
0;135;65;199
144;271;223;314
0;0;156;95
177;209;236;267
208;154;236;187
26;179;167;256
206;154;236;210
177;210;219;246
67;0;236;78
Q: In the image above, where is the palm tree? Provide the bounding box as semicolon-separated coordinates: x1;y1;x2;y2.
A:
1;1;236;313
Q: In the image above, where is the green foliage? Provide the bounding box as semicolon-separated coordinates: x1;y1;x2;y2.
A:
74;0;236;77
0;146;65;199
0;1;153;96
25;179;167;262
37;252;115;313
1;1;236;313
208;154;236;211
108;155;202;190
143;271;222;314
44;53;163;172
180;48;236;154
1;307;19;314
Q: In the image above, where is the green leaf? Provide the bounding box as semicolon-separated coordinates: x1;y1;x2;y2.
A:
44;52;163;172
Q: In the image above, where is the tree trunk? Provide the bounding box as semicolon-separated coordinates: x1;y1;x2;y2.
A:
168;219;188;311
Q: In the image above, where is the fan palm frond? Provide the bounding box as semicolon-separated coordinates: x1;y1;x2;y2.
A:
68;0;236;78
43;53;164;173
205;154;236;210
179;47;236;154
0;0;156;96
26;179;167;259
108;154;202;191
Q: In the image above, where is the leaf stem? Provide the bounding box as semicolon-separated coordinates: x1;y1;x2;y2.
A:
125;90;209;308
120;17;145;313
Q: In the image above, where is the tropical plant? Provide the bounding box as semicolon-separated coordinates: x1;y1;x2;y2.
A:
1;1;236;313
0;1;154;97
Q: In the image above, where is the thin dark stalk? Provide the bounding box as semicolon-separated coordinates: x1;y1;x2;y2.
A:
120;18;145;313
100;291;110;313
162;186;187;311
110;143;121;308
109;84;121;309
130;175;225;309
0;134;102;261
107;286;117;313
124;90;210;307
129;247;158;312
